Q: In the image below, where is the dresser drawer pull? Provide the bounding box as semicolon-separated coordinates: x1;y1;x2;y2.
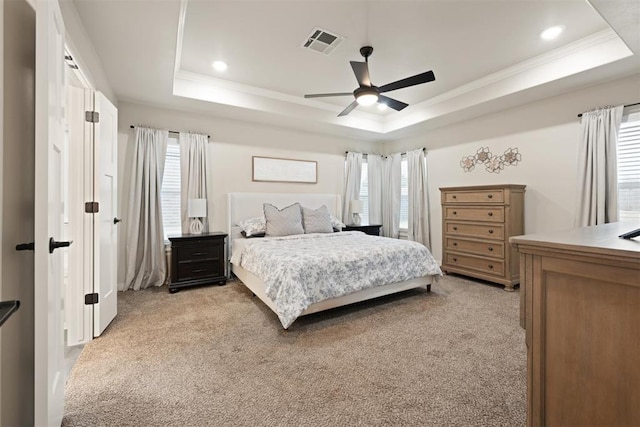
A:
488;247;493;251
191;269;206;273
453;211;457;215
192;252;207;256
453;226;458;231
453;242;458;246
488;212;493;217
453;257;457;262
452;195;457;199
488;229;494;234
488;264;494;269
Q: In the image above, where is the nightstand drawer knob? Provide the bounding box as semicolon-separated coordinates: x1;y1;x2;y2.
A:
453;227;458;231
488;230;494;234
488;194;493;199
488;212;493;217
488;264;494;269
453;242;457;246
452;195;457;199
488;247;493;251
191;269;206;274
453;211;457;215
192;252;207;256
453;257;457;262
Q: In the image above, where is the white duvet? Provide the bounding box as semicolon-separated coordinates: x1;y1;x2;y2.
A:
230;231;442;328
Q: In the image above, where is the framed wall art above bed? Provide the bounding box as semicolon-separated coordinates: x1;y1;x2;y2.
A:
252;156;317;184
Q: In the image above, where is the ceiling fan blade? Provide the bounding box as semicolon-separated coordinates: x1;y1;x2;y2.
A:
350;61;371;87
378;95;408;112
379;70;435;93
304;92;353;98
338;100;359;117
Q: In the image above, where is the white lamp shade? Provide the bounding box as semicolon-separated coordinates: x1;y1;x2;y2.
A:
350;200;363;214
188;198;207;218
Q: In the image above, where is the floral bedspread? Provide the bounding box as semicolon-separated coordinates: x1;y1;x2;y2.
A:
230;231;442;328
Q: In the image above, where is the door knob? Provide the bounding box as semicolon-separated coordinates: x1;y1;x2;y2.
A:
49;238;72;254
15;242;35;251
114;217;122;224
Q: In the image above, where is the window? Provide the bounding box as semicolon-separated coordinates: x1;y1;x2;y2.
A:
357;157;409;228
400;158;408;229
618;111;640;222
161;137;182;239
359;161;369;224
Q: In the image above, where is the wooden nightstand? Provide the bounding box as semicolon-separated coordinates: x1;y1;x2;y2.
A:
168;232;227;293
343;224;382;236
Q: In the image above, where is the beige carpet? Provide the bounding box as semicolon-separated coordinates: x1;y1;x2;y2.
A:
63;275;526;426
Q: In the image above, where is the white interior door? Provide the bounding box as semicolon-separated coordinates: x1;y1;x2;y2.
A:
93;92;118;336
34;0;66;424
65;84;94;346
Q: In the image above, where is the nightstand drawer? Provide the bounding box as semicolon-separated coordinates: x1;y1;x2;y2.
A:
179;243;223;261
176;260;220;281
445;253;505;276
443;189;504;204
444;206;504;222
445;237;504;258
445;222;504;240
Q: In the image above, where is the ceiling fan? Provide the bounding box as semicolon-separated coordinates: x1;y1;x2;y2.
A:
304;46;435;117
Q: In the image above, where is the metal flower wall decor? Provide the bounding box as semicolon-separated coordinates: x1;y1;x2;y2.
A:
460;147;522;174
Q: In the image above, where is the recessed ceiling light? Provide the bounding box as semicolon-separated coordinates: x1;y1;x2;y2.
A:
540;26;564;40
377;103;388;111
212;61;228;71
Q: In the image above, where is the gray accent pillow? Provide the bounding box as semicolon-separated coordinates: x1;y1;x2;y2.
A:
264;203;304;236
302;205;333;234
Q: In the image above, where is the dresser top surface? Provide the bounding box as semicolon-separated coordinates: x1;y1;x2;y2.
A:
511;222;640;258
440;184;526;191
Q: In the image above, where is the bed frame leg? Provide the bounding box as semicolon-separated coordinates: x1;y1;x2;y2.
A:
427;284;431;292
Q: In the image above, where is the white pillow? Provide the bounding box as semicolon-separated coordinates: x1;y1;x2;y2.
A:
302;205;333;234
237;216;266;237
330;215;345;230
264;203;304;236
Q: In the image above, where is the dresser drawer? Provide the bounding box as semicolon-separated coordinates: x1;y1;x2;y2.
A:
176;260;221;281
443;189;504;204
445;206;504;222
445;253;505;276
178;242;223;261
445;222;504;240
445;237;504;258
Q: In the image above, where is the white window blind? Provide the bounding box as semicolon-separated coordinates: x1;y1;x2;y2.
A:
617;115;640;222
400;158;408;229
161;138;182;239
359;161;369;224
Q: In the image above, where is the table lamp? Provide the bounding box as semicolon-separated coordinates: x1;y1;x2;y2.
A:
350;199;363;226
188;198;207;234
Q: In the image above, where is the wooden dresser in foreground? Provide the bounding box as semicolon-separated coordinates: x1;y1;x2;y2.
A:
511;222;640;427
440;184;525;290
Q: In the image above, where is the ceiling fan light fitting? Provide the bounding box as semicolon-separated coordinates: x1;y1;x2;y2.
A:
356;93;378;106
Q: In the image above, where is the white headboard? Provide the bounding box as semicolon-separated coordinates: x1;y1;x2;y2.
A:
228;192;342;233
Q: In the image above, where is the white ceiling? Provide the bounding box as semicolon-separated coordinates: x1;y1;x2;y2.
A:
72;0;639;142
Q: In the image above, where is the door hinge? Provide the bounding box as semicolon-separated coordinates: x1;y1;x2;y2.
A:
84;293;99;305
85;201;99;214
85;111;100;123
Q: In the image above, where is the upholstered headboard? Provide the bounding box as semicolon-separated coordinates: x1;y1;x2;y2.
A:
227;192;342;235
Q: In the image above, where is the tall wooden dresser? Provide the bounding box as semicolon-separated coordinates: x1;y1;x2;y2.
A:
440;184;525;291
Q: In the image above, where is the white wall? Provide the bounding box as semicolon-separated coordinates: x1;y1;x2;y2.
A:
384;73;640;263
116;101;381;288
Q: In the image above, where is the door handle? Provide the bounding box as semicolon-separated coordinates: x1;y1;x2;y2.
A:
49;238;72;254
113;217;122;224
16;242;35;251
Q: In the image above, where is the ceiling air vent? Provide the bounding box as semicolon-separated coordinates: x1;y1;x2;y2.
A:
302;28;344;55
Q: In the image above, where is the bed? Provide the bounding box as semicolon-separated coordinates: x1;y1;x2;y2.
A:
227;192;442;328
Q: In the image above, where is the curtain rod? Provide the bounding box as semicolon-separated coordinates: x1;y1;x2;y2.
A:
577;102;640;118
345;148;425;154
130;125;210;139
